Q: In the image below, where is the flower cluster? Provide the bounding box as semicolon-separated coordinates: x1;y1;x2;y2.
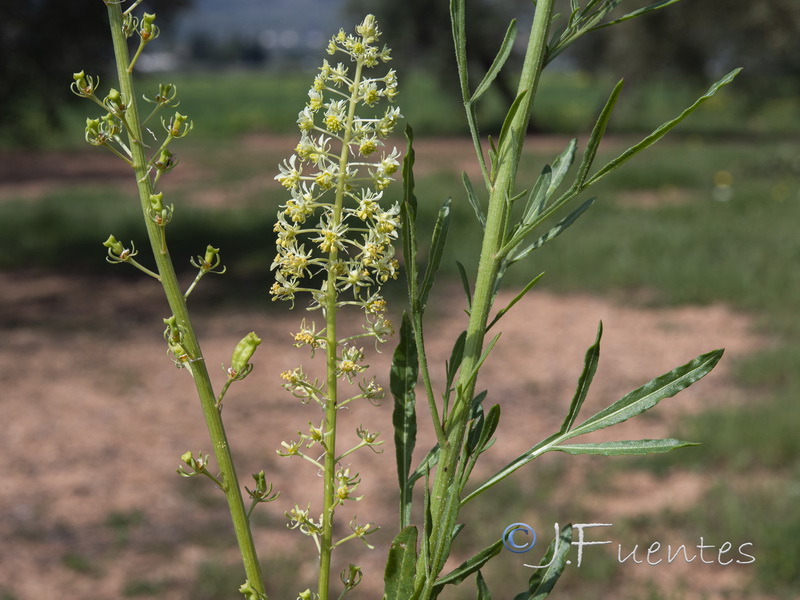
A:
273;17;398;574
270;14;401;314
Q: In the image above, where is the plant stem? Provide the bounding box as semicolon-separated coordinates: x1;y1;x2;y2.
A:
416;1;556;596
318;56;365;600
104;3;266;597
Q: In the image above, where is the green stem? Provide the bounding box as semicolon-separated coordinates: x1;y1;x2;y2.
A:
318;56;365;600
415;1;556;596
104;4;266;597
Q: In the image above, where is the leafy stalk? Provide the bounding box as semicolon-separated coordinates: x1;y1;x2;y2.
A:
413;1;558;597
103;2;265;597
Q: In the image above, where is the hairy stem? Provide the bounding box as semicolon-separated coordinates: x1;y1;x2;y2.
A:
415;0;556;596
104;3;266;597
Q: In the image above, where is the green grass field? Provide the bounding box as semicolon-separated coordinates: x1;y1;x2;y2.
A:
3;69;799;598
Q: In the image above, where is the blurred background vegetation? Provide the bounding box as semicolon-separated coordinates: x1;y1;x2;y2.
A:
1;1;798;599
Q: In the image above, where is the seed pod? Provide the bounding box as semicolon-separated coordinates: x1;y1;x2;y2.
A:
230;332;262;375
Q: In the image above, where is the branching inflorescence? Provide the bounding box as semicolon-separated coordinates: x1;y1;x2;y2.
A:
270;14;401;600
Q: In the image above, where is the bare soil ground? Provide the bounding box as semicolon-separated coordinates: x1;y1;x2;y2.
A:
0;269;765;599
0;140;769;599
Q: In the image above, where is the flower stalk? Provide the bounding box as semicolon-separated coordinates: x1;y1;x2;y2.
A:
101;3;266;597
271;15;400;599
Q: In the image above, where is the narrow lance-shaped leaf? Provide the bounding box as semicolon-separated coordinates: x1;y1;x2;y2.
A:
471;19;518;103
418;199;452;312
391;314;418;529
497;90;528;162
486;272;545;332
465;348;723;505
507;198;595;265
513;524;573;600
520;164;552;225
401;125;419;306
408;443;440;487
456;261;472;311
583;69;741;189
552;438;699;456
566;348;724;439
592;0;684;31
466;390;489;455
476;571;492;600
463;172;487;230
559;321;602;434
449;0;470;103
432;538;504;592
574;79;624;189
383;526;418;600
546;138;577;200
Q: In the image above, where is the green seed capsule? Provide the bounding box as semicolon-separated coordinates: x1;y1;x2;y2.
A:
231;332;262;374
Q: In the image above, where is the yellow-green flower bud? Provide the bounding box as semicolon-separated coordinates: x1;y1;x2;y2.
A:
150;192;165;213
231;332;262;375
155;148;174;171
203;245;220;267
140;13;157;40
239;580;260;600
103;235;124;256
85;118;103;145
169;112;190;137
73;71;90;93
180;450;193;464
105;88;125;114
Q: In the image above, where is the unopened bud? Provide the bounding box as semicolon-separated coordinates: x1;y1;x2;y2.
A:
103;235;124;256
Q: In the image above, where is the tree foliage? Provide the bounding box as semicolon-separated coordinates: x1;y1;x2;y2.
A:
567;0;799;96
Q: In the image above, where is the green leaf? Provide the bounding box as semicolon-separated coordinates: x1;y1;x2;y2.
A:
486;273;545;332
446;331;467;392
546;138;577;200
401;125;419;306
456;261;472;310
464;348;722;505
471;403;500;458
419;199;452;312
409;443;440;487
584;69;741;188
462;172;487;230
498;90;528;159
559;322;602;434
476;571;492;600
568;348;724;439
513;524;573;600
592;0;685;31
383;526;418;600
462;332;502;392
509;198;595;265
471;19;518;103
433;538;504;592
520;165;552;225
575;80;623;189
467;390;489;455
391;314;419;528
449;0;470;103
552;438;700;456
